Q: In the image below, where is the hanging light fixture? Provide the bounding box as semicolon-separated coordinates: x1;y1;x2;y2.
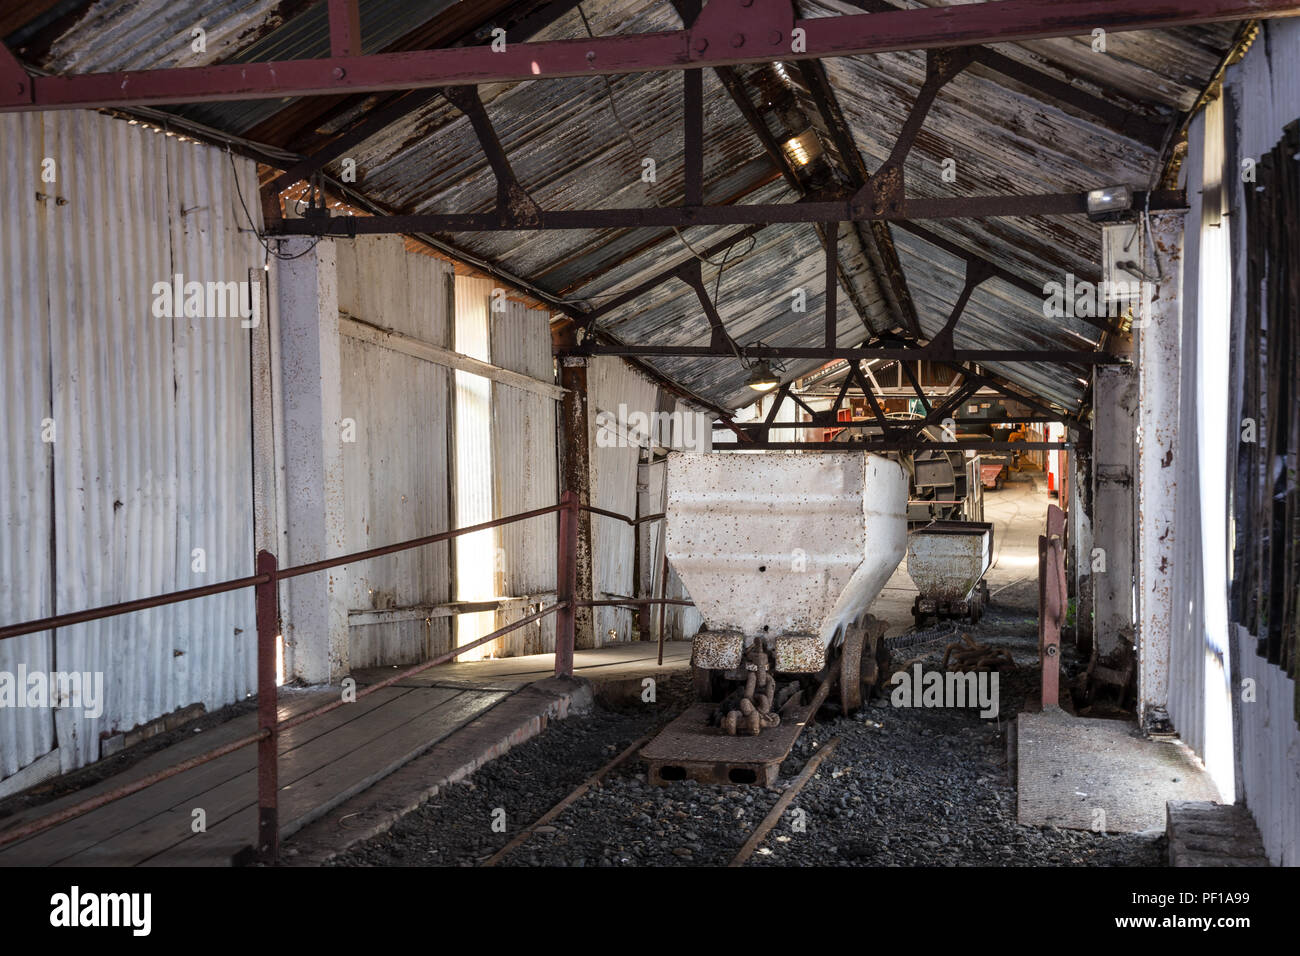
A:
746;359;780;392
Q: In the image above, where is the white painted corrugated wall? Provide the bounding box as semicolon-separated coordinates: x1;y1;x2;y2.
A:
637;450;705;643
0;112;56;780
1221;18;1300;865
490;301;558;656
336;237;453;668
1167;95;1236;799
589;357;658;646
0;110;260;778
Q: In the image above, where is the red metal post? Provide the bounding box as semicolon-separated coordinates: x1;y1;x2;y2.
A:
555;491;578;678
1038;504;1067;709
328;0;362;58
254;549;280;862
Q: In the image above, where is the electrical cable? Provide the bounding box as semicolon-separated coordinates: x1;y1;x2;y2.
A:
228;147;321;262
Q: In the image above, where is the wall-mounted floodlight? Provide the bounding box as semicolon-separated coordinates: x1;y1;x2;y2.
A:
1086;184;1133;222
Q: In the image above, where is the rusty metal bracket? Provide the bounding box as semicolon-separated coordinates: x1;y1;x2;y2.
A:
679;258;738;353
443;84;542;228
851;161;905;220
926;258;996;359
850;46;973;221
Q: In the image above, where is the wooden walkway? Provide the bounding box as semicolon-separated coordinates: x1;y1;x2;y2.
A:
0;685;506;866
0;640;692;866
353;640;692;689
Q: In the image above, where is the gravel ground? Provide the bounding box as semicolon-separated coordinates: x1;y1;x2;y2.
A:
326;598;1164;868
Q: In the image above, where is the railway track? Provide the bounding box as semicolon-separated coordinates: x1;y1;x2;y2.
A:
482;724;842;868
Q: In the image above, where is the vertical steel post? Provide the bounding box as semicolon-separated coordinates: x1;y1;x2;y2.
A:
656;545;669;667
255;549;280;862
555;492;578;678
824;222;839;348
1038;504;1067;709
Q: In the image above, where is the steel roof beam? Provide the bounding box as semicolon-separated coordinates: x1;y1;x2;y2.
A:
328;0;362;58
442;85;541;226
716;440;1072;451
269;188;1185;235
4;0;1298;111
579;344;1119;364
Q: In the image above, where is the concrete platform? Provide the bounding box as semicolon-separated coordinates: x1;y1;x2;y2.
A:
1167;800;1269;866
1016;708;1221;833
0;641;687;866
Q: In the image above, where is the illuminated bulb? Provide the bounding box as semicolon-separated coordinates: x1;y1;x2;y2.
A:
746;359;779;392
783;135;810;166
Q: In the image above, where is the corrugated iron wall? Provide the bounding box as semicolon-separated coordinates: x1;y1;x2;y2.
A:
589;357;658;646
1221;18;1300;866
1166;93;1230;791
0;110;260;778
336;237;453;668
637;450;704;643
490;300;558;657
0;111;56;781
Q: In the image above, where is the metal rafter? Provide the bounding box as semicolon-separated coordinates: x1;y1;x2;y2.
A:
846;0;1168;149
328;0;362;58
4;0;1296;111
793;57;920;337
442;84;542;226
270;188;1186;235
580;342;1122;363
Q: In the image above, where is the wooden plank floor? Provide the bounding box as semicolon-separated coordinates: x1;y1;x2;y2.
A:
0;685;506;866
354;639;694;689
0;641;691;867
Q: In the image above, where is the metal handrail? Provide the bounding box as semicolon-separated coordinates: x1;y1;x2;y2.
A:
0;500;574;860
0;503;565;641
0;601;564;852
580;504;664;526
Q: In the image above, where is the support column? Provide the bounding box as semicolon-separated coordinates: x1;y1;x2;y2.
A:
275;237;348;684
1070;441;1094;656
1136;212;1185;732
1092;364;1137;662
557;336;595;650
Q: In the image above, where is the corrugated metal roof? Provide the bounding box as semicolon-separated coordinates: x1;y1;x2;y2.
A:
5;0;1244;410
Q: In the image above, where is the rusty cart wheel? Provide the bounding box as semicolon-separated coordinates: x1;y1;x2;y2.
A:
859;615;889;698
911;596;927;630
838;624;865;713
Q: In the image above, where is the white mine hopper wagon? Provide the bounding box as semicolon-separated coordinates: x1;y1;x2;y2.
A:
665;451;909;717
